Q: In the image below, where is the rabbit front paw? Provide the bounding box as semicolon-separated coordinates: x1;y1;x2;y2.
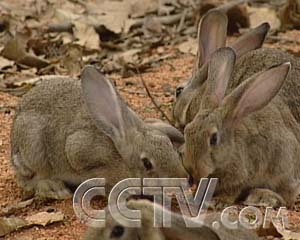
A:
243;188;286;207
35;179;72;200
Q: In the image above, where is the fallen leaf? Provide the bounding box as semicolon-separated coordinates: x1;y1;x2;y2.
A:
272;217;300;239
1;36;49;69
0;211;64;237
177;38;197;55
128;0;159;18
115;49;141;64
25;211;64;227
86;1;130;35
248;6;281;30
0;56;13;69
0;217;27;237
1;198;34;215
143;16;163;37
73;22;100;50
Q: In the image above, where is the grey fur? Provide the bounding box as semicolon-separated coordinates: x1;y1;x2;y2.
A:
173;10;270;129
84;199;259;240
11;66;186;199
183;46;300;207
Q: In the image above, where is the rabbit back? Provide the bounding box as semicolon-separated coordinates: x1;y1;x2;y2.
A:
11;78;130;192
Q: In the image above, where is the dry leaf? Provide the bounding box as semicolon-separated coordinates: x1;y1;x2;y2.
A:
0;217;27;237
143;16;162;37
25;211;64;227
115;49;141;65
248;6;281;30
2;36;49;69
128;0;159;18
0;211;64;237
86;1;130;35
177;38;197;55
272;217;300;240
1;198;34;215
0;56;14;69
73;22;100;50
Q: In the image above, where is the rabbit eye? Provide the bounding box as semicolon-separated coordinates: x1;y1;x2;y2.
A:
210;132;219;146
110;225;124;238
142;157;153;171
175;87;184;98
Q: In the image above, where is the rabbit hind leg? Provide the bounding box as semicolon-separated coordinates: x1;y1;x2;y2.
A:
11;113;71;199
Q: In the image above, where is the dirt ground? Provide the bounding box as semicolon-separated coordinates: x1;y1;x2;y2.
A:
1;49;300;239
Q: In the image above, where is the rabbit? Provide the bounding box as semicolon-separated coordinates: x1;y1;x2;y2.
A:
173;9;271;130
182;46;300;208
11;66;187;200
84;199;259;240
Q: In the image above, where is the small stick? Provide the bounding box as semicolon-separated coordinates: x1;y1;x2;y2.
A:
177;9;188;33
137;69;174;125
46;22;74;33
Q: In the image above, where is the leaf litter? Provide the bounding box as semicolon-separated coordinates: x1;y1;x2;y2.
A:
0;0;300;239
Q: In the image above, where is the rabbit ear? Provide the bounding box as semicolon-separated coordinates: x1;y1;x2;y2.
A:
224;62;291;124
206;47;236;105
197;10;228;67
144;119;184;146
81;66;137;140
229;23;270;59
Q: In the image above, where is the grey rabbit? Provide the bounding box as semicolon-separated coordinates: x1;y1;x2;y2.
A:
11;66;187;199
173;10;271;129
84;199;259;240
182;46;300;207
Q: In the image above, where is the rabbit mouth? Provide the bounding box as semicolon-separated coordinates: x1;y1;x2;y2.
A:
188;174;195;186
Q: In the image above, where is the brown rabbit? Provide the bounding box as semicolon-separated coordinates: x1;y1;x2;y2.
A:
11;66;186;199
183;46;300;207
173;10;270;130
84;199;259;240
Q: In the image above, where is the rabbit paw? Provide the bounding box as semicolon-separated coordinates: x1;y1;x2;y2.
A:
243;189;286;207
35;179;72;200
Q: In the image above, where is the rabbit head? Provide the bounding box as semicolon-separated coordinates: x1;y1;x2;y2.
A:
173;9;270;130
182;47;291;183
81;66;187;179
83;199;219;240
84;200;165;240
84;199;259;240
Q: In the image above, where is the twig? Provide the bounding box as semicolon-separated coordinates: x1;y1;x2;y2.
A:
137;69;174;125
46;22;74;33
177;9;188;33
